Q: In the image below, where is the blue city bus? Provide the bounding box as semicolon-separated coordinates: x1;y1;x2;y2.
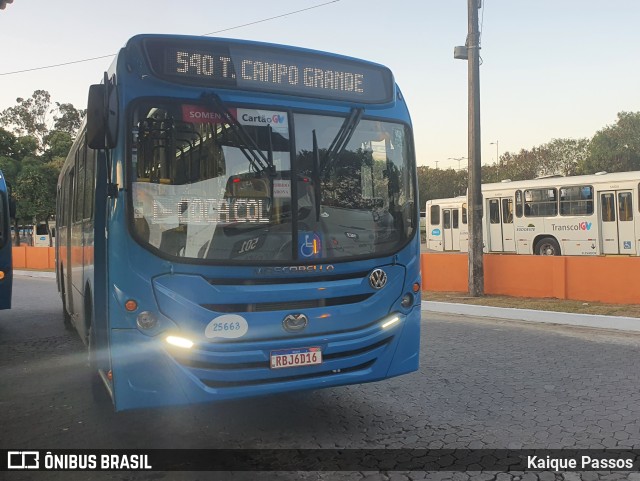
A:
56;34;421;411
0;170;12;310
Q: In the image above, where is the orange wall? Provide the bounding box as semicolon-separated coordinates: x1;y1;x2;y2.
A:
422;252;640;305
12;246;55;270
11;248;640;305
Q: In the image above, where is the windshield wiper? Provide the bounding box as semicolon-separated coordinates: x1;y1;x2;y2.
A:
201;92;275;175
319;107;363;174
312;130;321;221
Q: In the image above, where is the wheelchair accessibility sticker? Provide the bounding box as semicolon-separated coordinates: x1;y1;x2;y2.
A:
298;232;322;258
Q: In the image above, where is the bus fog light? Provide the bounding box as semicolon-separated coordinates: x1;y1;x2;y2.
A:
381;315;401;329
136;311;158;330
166;335;194;349
401;293;414;308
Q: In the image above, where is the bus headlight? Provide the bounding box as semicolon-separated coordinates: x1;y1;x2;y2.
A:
166;335;194;349
401;293;414;308
136;311;158;330
381;315;401;329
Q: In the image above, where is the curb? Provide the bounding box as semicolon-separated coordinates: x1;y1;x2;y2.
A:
422;300;640;333
14;270;56;279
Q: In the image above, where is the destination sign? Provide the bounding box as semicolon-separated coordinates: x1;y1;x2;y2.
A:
142;38;394;103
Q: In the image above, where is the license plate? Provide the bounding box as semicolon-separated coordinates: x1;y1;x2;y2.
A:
270;347;322;369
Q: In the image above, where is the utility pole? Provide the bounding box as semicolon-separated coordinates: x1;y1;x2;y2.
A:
455;0;484;296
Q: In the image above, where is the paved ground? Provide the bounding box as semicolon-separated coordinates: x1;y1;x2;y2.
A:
2;277;640;480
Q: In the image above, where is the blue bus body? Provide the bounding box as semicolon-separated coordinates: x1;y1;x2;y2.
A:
0;171;12;310
57;35;421;411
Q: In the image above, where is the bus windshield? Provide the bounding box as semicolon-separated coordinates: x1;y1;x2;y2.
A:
130;100;415;263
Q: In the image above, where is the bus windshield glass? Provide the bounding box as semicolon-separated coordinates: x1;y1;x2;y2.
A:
130;100;415;263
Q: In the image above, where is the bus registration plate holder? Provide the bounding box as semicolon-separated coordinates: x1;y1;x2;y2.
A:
270;347;322;369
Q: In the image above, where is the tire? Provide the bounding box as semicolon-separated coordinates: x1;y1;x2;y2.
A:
534;237;561;256
87;299;111;406
60;273;73;331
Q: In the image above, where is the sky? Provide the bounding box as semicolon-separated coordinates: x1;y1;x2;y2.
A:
1;0;639;170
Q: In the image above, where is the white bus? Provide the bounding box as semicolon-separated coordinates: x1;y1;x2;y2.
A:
425;171;640;256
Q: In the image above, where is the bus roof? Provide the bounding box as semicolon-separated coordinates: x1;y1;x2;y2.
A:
482;170;640;192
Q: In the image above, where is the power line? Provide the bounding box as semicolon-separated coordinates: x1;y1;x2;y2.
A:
202;0;340;36
0;0;341;77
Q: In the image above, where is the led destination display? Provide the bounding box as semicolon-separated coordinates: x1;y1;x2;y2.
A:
142;38;394;103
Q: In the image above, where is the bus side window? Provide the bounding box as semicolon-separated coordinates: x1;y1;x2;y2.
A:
502;198;513;224
515;190;523;217
619;192;633;221
462;204;467;224
443;210;451;229
430;205;440;225
489;199;500;224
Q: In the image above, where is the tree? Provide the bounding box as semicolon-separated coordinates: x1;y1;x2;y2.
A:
42;130;73;163
53;102;84;135
0;90;51;149
417;166;467;203
14;163;58;224
537;138;589;177
582;111;640;174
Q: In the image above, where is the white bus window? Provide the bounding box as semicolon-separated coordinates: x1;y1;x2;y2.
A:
502;198;513;224
619;192;633;221
560;185;593;216
524;188;557;217
443;210;451;229
489;199;500;224
515;190;523;218
462;204;467;224
430;205;440;225
601;193;615;222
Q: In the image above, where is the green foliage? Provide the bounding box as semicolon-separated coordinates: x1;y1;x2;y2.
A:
417;166;467;204
0;90;84;231
0;90;51;148
42;130;73;163
14;163;58;223
53;102;84;135
582;111;640;174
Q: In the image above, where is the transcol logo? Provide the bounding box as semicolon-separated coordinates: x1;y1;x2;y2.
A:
579;221;592;231
552;222;592;232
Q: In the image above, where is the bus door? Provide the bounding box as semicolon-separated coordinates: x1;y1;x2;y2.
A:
487;197;515;252
442;208;460;251
600;190;636;255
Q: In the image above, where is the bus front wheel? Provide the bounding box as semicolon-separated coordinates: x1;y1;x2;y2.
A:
534;237;561;256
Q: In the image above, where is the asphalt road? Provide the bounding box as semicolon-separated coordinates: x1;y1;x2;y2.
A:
2;276;640;481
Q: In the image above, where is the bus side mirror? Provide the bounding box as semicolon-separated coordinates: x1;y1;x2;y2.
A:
87;84;107;149
86;74;119;150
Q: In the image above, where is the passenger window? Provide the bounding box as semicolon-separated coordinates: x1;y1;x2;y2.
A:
619;192;633;221
489;199;500;224
443;210;451;229
430;205;440;225
502;198;513;224
601;193;615;222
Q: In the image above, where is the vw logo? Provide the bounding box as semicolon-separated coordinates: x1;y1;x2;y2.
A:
369;269;387;289
283;313;309;332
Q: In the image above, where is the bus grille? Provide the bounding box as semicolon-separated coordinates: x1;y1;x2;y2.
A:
201;294;371;313
200;360;375;388
170;335;393;389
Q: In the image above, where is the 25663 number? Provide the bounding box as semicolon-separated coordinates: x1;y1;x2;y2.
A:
210;321;242;332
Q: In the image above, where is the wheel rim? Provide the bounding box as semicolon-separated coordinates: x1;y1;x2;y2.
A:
539;243;556;255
